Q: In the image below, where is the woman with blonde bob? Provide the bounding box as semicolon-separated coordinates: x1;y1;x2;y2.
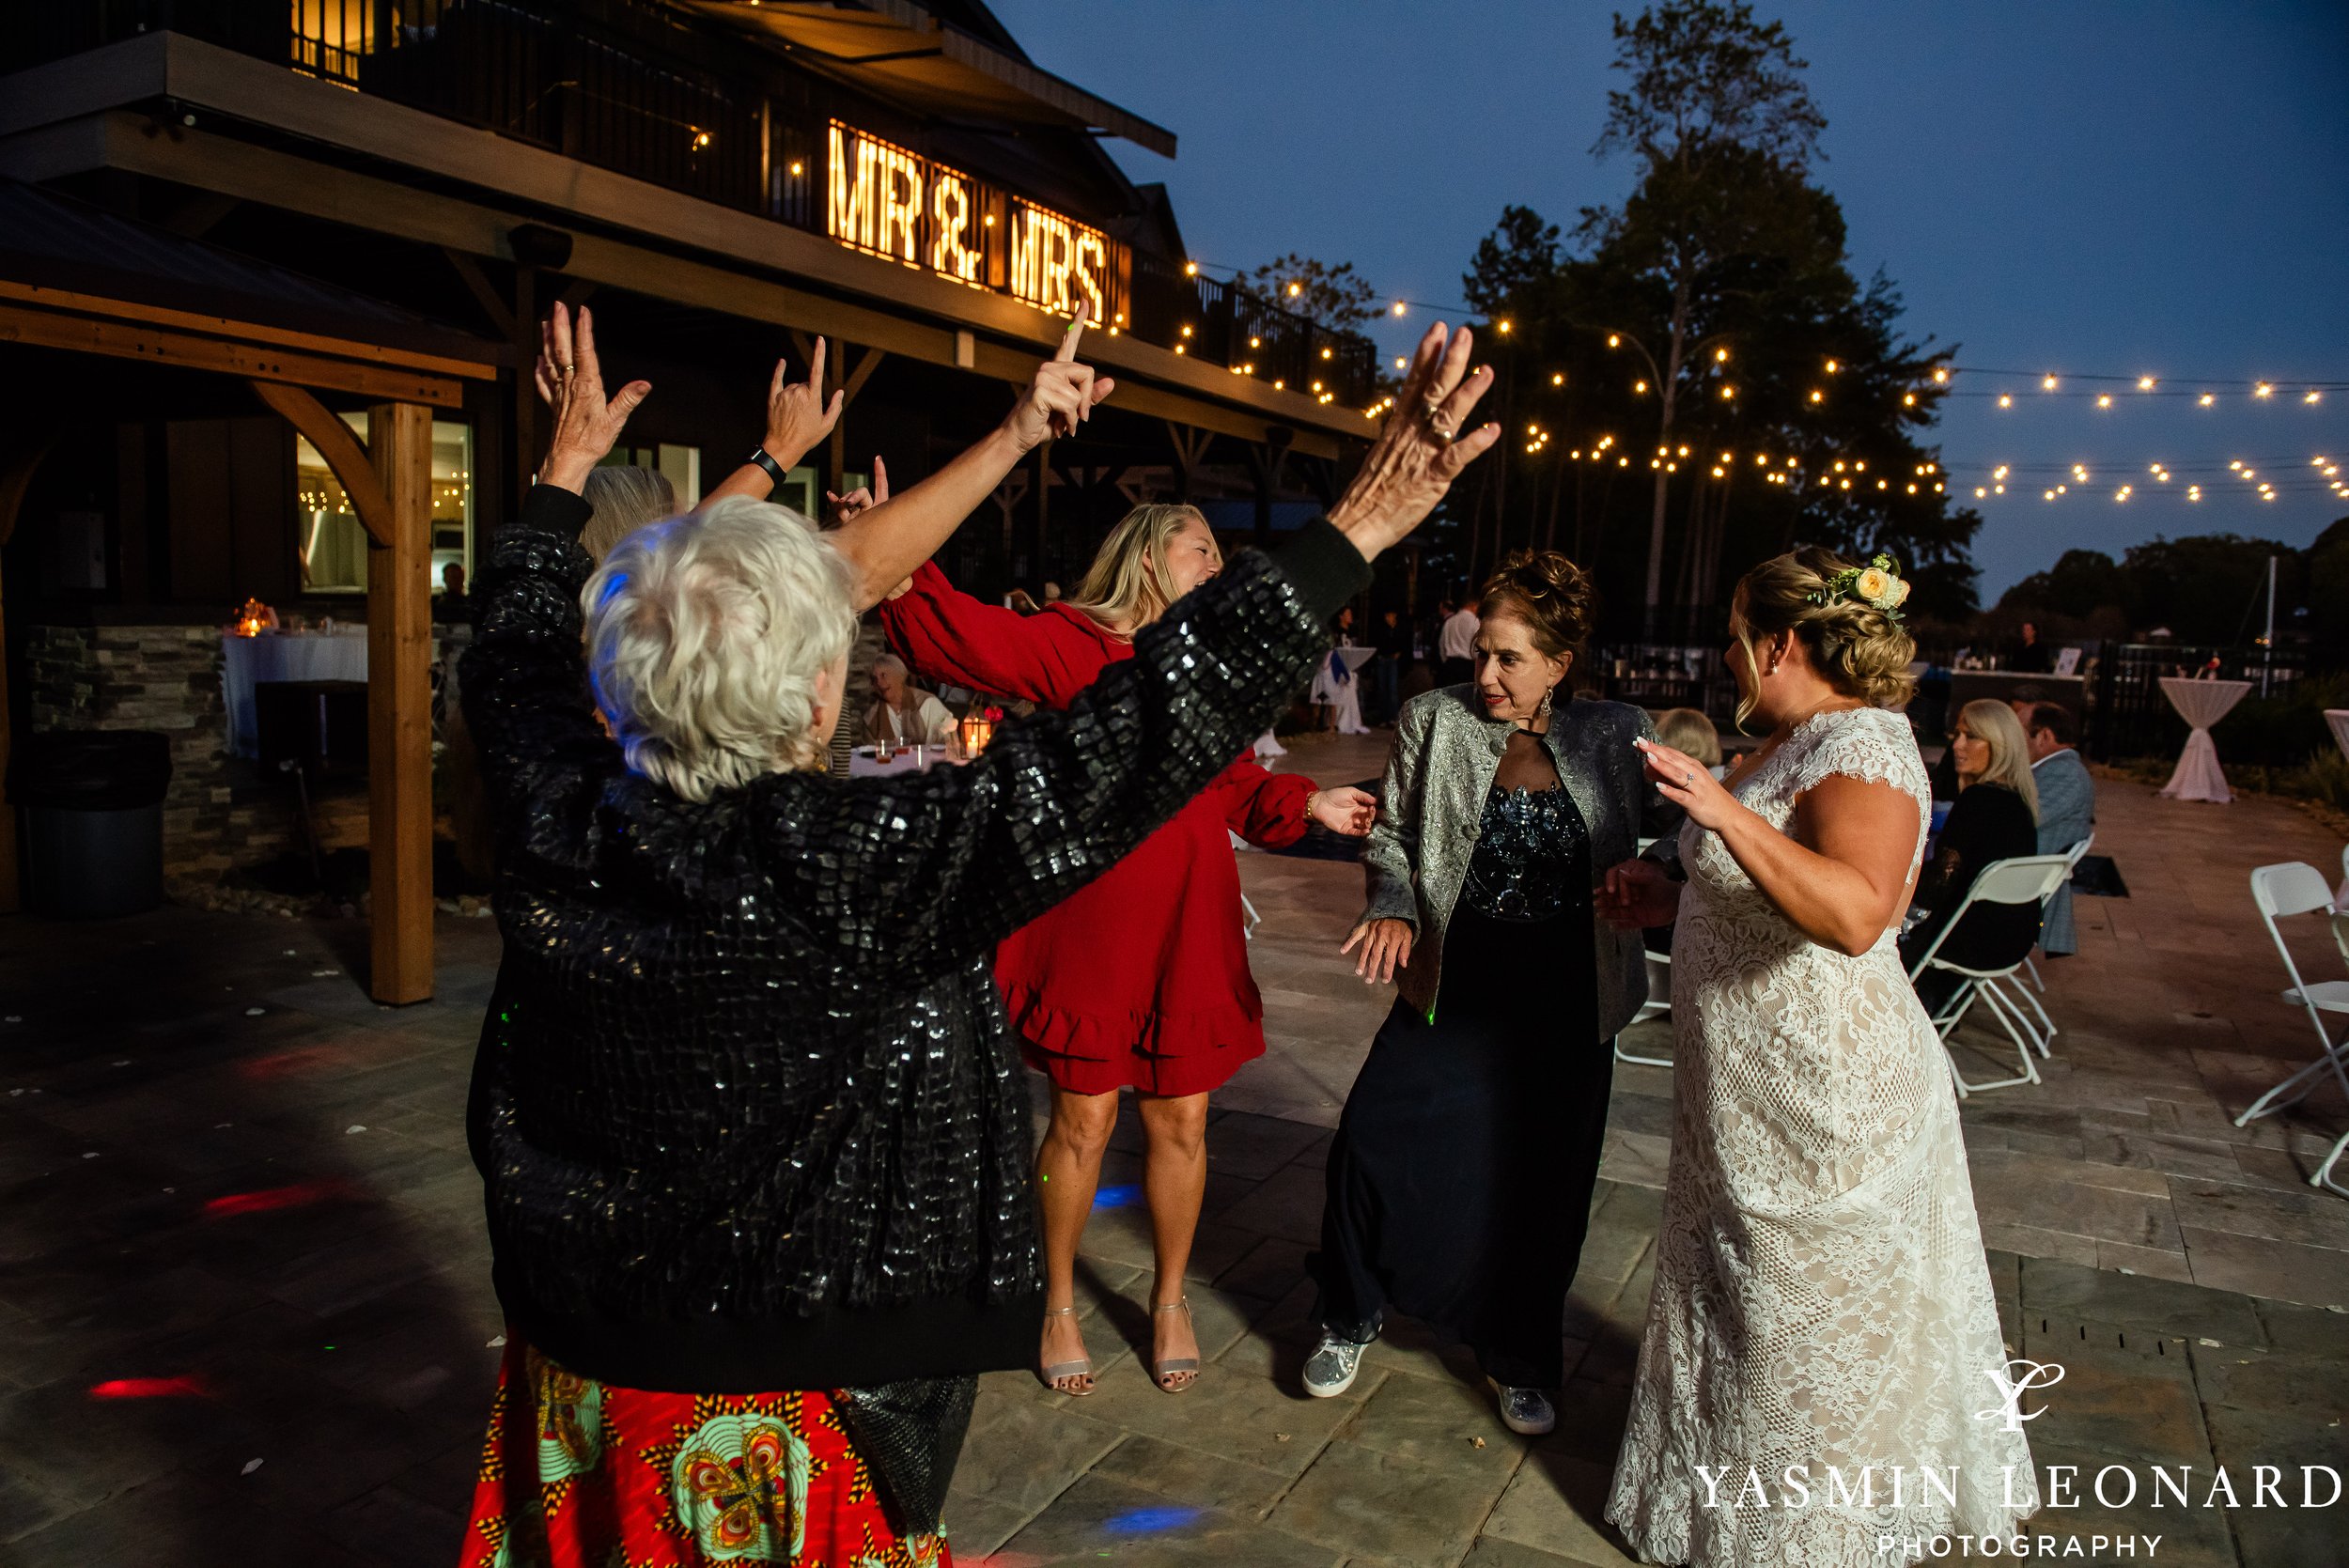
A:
880;499;1379;1397
1597;548;2036;1565
1897;697;2042;1004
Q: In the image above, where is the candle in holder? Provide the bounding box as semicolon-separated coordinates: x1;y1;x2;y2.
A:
230;598;278;637
957;706;1001;758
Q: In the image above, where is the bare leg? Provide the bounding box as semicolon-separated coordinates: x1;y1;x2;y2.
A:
1138;1091;1210;1389
1034;1084;1117;1392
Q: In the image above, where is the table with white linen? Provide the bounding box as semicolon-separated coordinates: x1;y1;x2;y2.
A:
221;629;369;756
2155;676;2251;803
847;745;963;778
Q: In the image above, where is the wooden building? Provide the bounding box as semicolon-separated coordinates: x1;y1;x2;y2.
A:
0;1;1377;1000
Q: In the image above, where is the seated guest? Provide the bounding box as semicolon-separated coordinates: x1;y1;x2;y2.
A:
2018;700;2094;957
579;464;677;563
457;303;1491;1564
1653;707;1724;778
1901;699;2042;1007
866;653;955;749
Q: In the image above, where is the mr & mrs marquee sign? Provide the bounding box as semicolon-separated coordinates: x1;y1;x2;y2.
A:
825;121;1123;328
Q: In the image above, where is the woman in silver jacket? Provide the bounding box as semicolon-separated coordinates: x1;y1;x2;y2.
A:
1304;551;1656;1438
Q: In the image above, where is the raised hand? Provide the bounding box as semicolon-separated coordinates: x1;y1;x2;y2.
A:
763;338;845;470
825;455;890;526
1326;323;1500;563
1634;737;1741;831
1003;307;1114;451
1309;785;1378;837
536;303;651;493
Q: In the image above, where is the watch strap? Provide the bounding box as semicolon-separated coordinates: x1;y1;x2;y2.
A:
745;446;787;485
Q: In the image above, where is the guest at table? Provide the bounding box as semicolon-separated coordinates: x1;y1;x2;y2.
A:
435;561;476;626
2010;619;2053;674
1900;698;2041;1005
457;304;1495;1564
1307;551;1654;1438
866;653;955;749
2018;700;2094;957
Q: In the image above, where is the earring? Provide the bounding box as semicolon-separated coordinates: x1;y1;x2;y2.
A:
1537;685;1555;718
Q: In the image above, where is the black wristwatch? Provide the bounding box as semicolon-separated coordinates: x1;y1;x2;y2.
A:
744;446;786;486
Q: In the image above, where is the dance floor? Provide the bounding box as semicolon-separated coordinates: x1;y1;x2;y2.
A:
0;733;2342;1566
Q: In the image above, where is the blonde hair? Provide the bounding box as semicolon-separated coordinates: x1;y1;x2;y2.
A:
1955;698;2040;822
1654;706;1722;768
1730;547;1917;730
1066;504;1214;632
580;465;678;564
582;496;854;801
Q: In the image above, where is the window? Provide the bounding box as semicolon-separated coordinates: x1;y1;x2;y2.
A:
295;414;474;594
601;445;704;508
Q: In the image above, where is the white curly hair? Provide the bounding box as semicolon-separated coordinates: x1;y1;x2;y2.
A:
582;495;855;801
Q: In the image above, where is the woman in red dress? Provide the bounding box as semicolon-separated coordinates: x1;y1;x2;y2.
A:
880;504;1376;1394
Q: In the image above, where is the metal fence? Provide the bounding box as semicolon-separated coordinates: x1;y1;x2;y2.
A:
2088;642;2314;763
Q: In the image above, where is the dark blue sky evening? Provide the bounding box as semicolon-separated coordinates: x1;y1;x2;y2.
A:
993;0;2349;602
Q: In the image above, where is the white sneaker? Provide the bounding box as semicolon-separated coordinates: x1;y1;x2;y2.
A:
1491;1379;1555;1436
1303;1331;1367;1398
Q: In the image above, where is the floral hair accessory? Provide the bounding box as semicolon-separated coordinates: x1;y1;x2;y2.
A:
1812;553;1911;619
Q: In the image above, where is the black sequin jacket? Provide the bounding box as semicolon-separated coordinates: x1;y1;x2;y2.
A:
462;485;1367;1394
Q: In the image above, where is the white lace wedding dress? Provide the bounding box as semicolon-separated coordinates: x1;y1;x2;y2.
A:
1606;706;2037;1566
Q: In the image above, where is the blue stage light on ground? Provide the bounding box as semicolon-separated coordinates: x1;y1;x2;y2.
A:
1091;1184;1142;1209
1103;1506;1201;1535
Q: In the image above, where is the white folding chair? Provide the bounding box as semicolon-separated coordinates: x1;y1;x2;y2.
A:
2013;832;2094;1057
2241;862;2349;1197
1907;853;2077;1095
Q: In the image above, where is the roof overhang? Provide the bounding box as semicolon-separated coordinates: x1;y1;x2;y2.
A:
677;0;1177;158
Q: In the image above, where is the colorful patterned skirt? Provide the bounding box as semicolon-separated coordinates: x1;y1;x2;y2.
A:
460;1337;953;1568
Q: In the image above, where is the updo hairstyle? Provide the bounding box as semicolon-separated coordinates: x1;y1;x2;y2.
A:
1731;546;1916;725
1477;551;1597;669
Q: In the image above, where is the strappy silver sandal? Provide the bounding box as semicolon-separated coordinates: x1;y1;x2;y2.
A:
1036;1304;1094;1396
1151;1297;1201;1393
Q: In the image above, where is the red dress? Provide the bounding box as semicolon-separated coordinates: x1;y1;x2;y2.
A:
880;564;1314;1095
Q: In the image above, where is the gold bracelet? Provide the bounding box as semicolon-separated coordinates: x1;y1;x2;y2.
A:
1304;788;1322;824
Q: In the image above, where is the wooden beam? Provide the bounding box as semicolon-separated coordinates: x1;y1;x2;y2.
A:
248;380;394;548
441;246;516;338
0;110;1368;449
365;401;435;1003
0;280;495;382
0;300;471;407
0;438;58;916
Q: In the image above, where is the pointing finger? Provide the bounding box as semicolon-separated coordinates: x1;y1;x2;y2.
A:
1053;305;1086;364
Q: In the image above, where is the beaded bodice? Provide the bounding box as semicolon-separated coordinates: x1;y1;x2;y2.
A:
1460;783;1591;922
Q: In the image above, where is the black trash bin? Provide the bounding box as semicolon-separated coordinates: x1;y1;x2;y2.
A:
7;730;173;918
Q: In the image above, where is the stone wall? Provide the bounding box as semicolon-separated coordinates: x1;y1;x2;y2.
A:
23;624;302;877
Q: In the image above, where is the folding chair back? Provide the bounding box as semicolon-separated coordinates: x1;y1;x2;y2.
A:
2253;861;2336;923
1907;853;2074;982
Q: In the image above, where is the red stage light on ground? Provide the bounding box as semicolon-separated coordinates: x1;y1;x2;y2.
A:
201;1179;353;1219
89;1375;207;1399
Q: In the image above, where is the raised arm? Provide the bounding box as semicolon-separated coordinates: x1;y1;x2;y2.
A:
826;313;1112;610
464;304;646;821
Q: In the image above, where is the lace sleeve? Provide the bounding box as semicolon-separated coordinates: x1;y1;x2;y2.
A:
1789;709;1929;810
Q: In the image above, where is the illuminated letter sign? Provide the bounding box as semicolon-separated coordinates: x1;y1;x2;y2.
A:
827;119;1116;317
1010;201;1108;323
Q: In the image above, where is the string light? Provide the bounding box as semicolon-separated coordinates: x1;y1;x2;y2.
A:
1999;395;2014;409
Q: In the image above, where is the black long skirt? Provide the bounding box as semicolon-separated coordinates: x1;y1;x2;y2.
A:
1308;904;1608;1388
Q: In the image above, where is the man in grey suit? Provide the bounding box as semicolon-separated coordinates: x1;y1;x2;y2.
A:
2019;702;2095;956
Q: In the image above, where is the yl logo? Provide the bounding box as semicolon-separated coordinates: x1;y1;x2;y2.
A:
1976;1358;2066;1432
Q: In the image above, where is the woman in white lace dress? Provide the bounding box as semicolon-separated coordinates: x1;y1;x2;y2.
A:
1597;550;2035;1566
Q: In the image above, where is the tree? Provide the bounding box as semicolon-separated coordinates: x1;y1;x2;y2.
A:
1589;0;1828;625
1236;253;1377;332
1461;206;1562;318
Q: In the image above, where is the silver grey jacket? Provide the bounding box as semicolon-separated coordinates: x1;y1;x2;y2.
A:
1361;686;1658;1036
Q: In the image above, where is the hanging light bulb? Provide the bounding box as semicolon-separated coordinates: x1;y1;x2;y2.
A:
2137;376;2155;391
2042;375;2059;391
2198;394;2215;407
1998;394;2014;409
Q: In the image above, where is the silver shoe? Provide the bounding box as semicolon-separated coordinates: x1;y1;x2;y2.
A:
1303;1331;1368;1398
1490;1379;1555;1436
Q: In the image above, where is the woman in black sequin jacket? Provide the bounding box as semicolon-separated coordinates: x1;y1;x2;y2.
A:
455;305;1501;1545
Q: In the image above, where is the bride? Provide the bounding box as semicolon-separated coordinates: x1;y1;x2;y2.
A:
1596;550;2036;1565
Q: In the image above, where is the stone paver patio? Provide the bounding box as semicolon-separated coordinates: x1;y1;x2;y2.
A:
1;735;2344;1566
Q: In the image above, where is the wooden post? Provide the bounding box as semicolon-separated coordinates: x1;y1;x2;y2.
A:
366;401;436;1002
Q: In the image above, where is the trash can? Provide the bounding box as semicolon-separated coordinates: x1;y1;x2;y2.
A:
7;730;173;918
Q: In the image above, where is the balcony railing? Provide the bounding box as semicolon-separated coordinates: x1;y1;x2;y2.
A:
4;0;1378;410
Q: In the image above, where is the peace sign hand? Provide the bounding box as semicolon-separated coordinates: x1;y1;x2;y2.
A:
1004;307;1115;451
535;303;651;493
